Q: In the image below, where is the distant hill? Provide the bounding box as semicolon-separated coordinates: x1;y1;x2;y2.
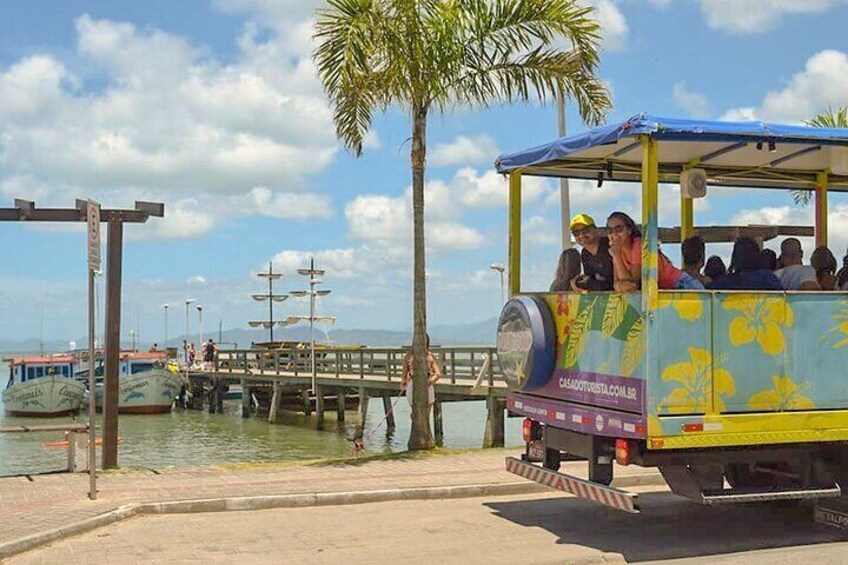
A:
0;317;499;353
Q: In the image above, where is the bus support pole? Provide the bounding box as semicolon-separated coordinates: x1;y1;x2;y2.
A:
815;171;828;248
508;171;522;298
680;195;694;242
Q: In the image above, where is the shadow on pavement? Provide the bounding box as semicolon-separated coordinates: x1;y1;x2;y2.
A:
486;491;848;562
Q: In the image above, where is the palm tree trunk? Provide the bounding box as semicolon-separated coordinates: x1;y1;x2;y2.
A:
408;101;435;451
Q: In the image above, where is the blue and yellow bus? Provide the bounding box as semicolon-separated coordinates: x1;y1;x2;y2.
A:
496;113;848;514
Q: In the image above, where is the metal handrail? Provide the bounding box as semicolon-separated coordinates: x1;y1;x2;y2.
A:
212;346;503;385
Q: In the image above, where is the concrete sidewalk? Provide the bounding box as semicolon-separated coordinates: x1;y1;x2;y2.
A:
0;449;662;558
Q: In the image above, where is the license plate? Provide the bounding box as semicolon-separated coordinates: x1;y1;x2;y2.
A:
527;440;544;462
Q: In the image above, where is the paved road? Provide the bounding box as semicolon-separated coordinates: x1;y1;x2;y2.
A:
8;488;848;564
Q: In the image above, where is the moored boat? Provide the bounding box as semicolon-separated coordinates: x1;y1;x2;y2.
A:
3;356;86;417
91;351;183;414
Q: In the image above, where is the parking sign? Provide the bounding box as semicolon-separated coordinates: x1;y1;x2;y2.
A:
87;200;101;271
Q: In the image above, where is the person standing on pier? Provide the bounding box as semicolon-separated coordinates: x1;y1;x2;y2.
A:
401;334;441;411
202;339;217;370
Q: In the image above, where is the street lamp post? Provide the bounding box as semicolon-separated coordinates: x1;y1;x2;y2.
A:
162;304;169;352
490;264;506;304
197;305;204;346
128;330;137;352
184;299;195;367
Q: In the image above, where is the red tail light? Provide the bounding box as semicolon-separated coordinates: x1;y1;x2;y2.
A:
522;418;533;443
615;439;630;466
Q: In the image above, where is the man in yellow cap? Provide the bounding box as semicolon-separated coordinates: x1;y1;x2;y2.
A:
570;213;614;291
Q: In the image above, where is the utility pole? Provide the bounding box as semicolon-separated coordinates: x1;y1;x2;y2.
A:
1;199;163;470
249;262;288;343
557;91;572;250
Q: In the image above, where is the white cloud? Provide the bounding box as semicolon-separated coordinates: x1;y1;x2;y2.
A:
699;0;847;34
455;167;552;208
585;0;629;52
672;81;711;118
523;215;560;247
247;187;333;220
186;275;207;286
270;248;374;280
0;13;339;240
731;203;848;258
429;135;499;167
720;50;848;123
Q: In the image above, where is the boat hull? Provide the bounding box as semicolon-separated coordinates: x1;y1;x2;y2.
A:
2;376;86;417
95;368;183;414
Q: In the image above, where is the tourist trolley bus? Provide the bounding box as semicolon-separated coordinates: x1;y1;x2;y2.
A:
495;114;848;515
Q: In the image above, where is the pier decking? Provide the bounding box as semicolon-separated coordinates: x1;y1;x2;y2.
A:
189;346;508;446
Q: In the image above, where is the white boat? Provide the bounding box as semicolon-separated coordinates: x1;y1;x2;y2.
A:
90;351;183;414
3;355;86;417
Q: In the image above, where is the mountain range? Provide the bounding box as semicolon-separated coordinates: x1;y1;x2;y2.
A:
0;317;499;354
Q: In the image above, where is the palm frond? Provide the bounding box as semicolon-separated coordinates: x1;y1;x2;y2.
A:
792;105;848;205
436;0;610;123
805;105;848;128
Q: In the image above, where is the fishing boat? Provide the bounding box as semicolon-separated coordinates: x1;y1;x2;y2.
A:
2;355;86;417
83;351;183;414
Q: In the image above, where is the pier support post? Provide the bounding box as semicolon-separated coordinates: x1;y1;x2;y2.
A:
316;385;325;431
241;380;252;418
355;386;369;440
302;390;312;416
483;396;505;448
382;396;395;432
337;389;346;422
268;380;280;423
433;398;444;446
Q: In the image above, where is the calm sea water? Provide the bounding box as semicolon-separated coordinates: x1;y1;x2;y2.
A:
0;357;520;476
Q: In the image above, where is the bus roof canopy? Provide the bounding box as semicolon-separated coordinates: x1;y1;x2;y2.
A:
495;113;848;190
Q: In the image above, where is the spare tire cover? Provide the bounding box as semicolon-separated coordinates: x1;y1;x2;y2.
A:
496;296;556;392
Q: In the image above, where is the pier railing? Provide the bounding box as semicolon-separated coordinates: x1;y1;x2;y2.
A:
213;346;503;387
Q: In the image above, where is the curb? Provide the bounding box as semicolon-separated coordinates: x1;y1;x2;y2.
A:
0;473;665;560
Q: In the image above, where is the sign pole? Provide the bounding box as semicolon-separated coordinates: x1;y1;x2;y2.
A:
86;200;100;500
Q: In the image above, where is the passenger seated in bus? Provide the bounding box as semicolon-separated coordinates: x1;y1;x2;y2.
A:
708;237;782;291
703;255;727;285
775;238;820;290
569;213;613;291
811;246;838;290
761;248;778;271
837;252;848;290
606;211;703;291
550;248;582;292
682;236;706;284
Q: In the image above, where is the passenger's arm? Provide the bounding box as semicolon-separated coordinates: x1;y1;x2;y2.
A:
800;280;821;290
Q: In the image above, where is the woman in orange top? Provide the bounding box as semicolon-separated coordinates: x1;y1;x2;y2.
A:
606;211;703;291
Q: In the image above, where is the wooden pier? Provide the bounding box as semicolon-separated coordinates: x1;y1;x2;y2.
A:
188;346;508;446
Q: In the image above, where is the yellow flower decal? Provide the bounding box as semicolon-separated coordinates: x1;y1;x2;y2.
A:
724;295;793;356
747;375;815;411
658;293;703;321
661;347;735;414
548;294;580;345
829;302;848;349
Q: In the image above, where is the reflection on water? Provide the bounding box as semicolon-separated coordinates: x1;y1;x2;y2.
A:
1;358;520;476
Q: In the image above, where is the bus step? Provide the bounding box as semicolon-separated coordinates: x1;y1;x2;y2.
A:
701;484;841;505
505;457;639;514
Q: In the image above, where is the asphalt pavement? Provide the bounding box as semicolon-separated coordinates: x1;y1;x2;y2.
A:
8;488;848;564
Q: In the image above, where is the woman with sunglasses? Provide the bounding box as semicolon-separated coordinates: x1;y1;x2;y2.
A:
606;211;703;291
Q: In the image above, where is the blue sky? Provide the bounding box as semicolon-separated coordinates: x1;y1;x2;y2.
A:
1;0;847;344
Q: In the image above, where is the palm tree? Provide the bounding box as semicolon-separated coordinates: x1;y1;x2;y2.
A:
314;0;611;450
793;105;848;205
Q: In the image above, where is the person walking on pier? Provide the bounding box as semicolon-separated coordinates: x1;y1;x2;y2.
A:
401;333;441;411
202;339;217;370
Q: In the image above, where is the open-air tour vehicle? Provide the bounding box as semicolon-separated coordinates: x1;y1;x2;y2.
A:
494;113;848;517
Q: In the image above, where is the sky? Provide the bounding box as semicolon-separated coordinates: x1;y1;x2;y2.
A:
1;0;848;344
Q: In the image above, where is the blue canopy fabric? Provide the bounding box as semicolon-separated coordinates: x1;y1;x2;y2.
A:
496;113;848;172
494;113;848;190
